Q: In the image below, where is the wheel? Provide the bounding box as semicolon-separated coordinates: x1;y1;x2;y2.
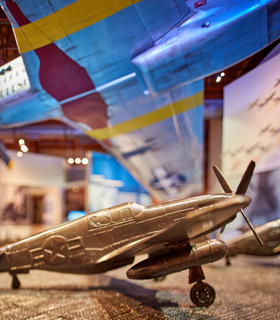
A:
12;275;20;289
226;257;231;266
190;281;215;307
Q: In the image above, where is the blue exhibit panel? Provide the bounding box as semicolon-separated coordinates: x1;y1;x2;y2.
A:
91;152;147;194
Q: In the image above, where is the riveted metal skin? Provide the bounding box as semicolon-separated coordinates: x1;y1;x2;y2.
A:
0;194;249;277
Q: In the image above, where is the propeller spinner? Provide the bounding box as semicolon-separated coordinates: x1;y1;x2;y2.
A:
213;161;263;246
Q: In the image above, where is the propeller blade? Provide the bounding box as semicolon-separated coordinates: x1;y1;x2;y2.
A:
213;161;262;245
213;165;234;193
240;208;263;246
236;161;255;195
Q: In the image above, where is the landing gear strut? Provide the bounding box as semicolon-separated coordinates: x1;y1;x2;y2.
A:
11;274;20;289
190;281;215;307
188;266;216;307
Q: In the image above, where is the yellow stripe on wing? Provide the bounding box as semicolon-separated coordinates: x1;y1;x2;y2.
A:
14;0;142;53
86;90;203;140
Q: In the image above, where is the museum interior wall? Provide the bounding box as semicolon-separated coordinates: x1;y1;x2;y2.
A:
0;151;66;241
221;51;280;239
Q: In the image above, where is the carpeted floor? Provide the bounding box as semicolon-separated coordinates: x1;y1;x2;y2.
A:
0;255;279;319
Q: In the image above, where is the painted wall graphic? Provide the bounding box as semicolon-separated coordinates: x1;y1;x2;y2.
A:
222;53;280;177
0;186;31;224
245;168;280;226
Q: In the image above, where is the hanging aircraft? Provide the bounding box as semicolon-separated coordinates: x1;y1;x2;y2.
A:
0;0;280;200
0;161;263;307
225;219;280;265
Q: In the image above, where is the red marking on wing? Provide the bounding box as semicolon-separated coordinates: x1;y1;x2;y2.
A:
5;1;108;131
35;43;108;130
35;44;95;101
62;93;108;130
5;0;30;26
194;0;207;8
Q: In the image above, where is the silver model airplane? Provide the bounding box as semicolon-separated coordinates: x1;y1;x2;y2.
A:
0;161;262;307
226;219;280;265
1;0;280;200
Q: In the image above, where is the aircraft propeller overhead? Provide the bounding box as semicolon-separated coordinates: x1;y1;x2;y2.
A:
0;161;262;307
0;0;280;200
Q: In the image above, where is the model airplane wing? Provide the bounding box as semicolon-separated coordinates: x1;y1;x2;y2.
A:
97;195;250;263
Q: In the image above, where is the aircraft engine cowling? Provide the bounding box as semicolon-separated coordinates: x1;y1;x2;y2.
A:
126;239;227;280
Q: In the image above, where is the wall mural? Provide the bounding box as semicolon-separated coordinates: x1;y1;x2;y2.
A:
222;53;280;177
246;169;280;225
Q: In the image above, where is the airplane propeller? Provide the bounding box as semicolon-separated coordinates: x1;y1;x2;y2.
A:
213;161;263;246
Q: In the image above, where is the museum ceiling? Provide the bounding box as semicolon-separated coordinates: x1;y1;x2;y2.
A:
0;7;279;160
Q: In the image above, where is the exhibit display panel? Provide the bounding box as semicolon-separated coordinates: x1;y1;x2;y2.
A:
223;53;280;177
87;151;150;212
222;53;280;234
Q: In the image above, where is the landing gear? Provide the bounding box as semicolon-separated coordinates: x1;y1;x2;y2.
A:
11;274;20;289
226;256;231;266
190;281;215;307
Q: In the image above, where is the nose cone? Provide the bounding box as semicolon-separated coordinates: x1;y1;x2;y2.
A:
243;195;252;207
234;194;251;208
126;268;136;279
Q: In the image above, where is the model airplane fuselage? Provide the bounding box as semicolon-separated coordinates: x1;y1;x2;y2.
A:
0;161;261;307
0;193;245;276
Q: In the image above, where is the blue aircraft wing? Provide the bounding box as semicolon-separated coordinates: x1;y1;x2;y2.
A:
1;0;280;199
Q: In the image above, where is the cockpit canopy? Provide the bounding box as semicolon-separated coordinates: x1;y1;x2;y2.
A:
89;202;144;228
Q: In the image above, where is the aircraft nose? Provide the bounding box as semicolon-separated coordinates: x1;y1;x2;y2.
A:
126;268;136;279
234;194;251;208
243;195;252;207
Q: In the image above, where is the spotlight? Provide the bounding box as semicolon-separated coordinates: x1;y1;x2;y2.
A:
68;158;74;164
72;186;79;193
216;76;221;83
19;139;25;146
82;158;89;165
21;145;28;153
75;157;81;164
17;151;23;158
220;72;225;77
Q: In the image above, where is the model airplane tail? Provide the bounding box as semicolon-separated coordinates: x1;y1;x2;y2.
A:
213;161;263;246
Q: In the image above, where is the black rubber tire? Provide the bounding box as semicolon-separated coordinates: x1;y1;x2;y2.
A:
190;281;215;307
12;275;20;289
